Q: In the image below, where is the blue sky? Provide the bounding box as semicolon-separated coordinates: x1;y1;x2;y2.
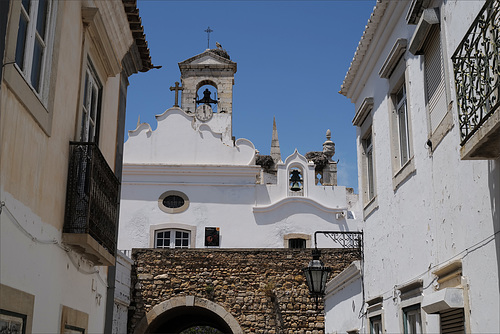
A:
126;1;376;191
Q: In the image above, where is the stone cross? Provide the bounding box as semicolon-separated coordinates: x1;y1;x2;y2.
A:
169;82;183;107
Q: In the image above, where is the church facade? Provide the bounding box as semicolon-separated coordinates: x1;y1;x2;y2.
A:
118;48;362;332
118;48;361;253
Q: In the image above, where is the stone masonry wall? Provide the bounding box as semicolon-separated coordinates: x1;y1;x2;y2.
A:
129;248;359;334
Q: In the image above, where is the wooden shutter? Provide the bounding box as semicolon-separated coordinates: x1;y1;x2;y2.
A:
440;308;465;334
424;26;447;133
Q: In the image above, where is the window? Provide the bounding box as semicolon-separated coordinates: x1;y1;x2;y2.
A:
288;238;306;249
363;132;375;201
158;191;190;214
370;315;382;334
403;304;422;334
388;57;415;188
424;26;447;134
80;59;102;143
395;83;410;166
15;0;52;94
3;0;58;133
155;230;190;249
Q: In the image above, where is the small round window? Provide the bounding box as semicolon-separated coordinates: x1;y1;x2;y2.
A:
158;191;189;213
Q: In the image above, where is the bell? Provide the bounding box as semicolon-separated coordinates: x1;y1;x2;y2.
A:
290;181;302;192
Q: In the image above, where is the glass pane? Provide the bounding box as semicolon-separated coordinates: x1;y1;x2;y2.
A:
157;239;163;247
36;0;48;38
31;38;44;92
165;231;170;238
182;232;189;239
15;14;29;70
90;87;97;121
398;103;409;164
83;73;89;107
157;232;163;238
175;239;181;247
176;231;182;238
182;239;188;247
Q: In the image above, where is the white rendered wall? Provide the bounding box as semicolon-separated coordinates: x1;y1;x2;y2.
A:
345;1;500;333
119;105;361;251
324;262;364;334
0;192;108;333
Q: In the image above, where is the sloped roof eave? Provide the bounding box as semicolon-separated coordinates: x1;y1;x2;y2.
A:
339;0;389;97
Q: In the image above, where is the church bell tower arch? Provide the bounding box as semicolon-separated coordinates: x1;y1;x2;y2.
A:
178;49;237;115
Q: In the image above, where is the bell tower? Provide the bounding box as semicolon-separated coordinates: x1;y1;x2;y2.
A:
177;48;237;144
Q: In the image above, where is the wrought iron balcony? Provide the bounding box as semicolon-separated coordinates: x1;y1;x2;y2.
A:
452;0;500;159
63;142;119;266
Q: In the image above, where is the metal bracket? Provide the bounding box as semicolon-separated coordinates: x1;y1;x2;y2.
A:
314;231;363;259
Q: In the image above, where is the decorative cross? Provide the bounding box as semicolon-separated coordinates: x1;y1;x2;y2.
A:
204;26;213;49
169;82;183;107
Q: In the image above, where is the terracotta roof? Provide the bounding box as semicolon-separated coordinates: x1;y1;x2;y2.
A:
122;0;156;72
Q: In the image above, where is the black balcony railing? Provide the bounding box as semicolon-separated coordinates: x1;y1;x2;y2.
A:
452;0;499;146
64;142;119;256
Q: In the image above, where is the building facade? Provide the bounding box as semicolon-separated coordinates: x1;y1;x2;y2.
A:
118;48;361;252
330;0;500;333
118;48;362;332
0;1;154;333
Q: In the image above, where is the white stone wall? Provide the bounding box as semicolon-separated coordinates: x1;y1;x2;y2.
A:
334;0;500;333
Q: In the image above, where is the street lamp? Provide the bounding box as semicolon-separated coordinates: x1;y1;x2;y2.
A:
303;231;363;308
303;248;332;308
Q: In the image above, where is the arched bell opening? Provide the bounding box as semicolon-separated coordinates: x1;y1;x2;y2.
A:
196;80;219;113
288;166;304;196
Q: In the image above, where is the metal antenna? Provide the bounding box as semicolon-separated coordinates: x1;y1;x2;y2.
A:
204;26;213;49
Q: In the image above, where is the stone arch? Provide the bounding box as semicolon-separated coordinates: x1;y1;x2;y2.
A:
196;79;218;92
134;296;243;334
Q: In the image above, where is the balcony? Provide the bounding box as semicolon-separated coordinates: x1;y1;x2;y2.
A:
63;142;119;266
452;0;500;160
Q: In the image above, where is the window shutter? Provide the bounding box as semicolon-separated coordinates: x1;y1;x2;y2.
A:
440;308;465;334
424;26;447;133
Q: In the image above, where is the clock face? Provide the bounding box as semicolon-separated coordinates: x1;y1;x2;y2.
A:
195;104;213;122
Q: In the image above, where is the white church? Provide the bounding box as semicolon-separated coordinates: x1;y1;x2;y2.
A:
117;48;361;253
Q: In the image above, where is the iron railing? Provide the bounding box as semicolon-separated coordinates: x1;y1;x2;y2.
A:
313;231;363;259
64;142;119;256
452;0;499;145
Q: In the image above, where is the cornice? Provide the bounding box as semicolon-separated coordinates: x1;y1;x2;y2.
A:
253;197;346;214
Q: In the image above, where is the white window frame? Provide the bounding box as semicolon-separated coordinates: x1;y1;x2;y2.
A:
369;315;382;334
154;229;191;249
149;223;196;249
3;0;59;134
395;83;411;167
388;59;416;189
403;304;422;334
14;0;53;96
80;58;102;143
363;131;376;201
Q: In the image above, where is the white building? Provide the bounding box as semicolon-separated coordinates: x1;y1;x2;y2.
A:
118;48;361;253
327;0;499;333
0;1;154;333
